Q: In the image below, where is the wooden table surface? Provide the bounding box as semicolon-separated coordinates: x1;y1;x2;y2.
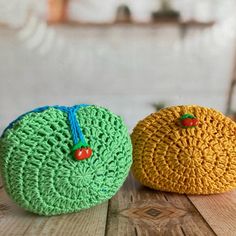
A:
0;174;235;236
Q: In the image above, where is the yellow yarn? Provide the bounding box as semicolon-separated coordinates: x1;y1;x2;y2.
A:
131;105;236;194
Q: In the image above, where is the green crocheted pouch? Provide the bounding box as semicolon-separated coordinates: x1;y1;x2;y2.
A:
0;105;132;216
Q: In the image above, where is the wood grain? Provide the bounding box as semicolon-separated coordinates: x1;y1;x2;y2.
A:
189;190;236;236
0;187;108;236
105;174;216;236
0;175;3;188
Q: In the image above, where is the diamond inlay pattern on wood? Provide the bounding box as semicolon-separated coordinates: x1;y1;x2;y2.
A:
119;199;187;227
106;174;217;235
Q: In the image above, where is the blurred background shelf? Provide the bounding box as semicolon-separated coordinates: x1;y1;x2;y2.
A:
51;20;215;29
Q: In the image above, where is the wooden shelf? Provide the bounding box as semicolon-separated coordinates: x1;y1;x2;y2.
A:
49;20;215;29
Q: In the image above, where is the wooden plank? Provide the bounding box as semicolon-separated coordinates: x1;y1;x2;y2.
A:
106;174;216;236
0;187;108;236
189;190;236;236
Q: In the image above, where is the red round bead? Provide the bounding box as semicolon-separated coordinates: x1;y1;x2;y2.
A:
181;118;194;127
74;147;92;160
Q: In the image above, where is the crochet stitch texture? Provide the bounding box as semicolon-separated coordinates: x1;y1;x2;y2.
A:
0;105;132;215
131;105;236;194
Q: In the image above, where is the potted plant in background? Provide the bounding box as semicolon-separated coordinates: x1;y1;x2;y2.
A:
152;0;180;22
115;5;132;23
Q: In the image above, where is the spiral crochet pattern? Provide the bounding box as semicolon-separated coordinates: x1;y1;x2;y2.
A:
131;105;236;194
0;105;132;215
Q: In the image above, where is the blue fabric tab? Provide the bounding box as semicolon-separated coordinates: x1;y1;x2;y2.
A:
1;104;89;146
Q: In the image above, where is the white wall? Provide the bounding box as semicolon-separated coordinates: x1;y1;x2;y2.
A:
0;23;235;132
0;0;235;133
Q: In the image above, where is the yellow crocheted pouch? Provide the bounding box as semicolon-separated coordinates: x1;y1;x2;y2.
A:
131;105;236;194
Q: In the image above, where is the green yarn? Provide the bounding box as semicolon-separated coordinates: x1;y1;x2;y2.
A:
0;105;132;216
